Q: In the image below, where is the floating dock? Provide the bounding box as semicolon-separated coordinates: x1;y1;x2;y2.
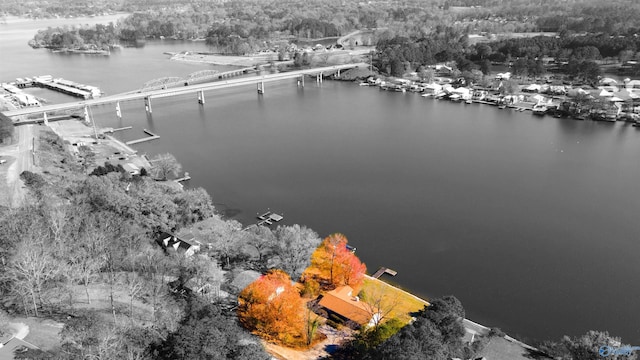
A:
244;210;285;229
257;211;284;223
125;129;160;145
372;267;398;279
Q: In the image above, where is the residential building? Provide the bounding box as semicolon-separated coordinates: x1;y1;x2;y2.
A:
318;286;380;328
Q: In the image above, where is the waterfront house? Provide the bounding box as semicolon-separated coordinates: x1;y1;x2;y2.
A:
422;83;443;96
155;231;201;257
624;79;640;92
523;84;541;93
432;64;454;76
451;87;472;100
318;286;380;328
472;89;487;101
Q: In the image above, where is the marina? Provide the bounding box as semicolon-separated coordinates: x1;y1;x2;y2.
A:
15;75;102;99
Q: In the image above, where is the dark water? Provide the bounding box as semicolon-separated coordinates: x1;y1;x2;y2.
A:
2;17;639;343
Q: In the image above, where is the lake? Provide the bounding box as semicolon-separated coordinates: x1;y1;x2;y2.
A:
1;16;638;343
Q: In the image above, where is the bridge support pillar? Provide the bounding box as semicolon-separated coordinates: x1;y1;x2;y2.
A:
116;102;122;119
198;90;205;105
337;69;341;78
84;106;90;124
298;75;305;88
316;73;323;84
43;112;48;125
144;97;152;114
257;81;265;94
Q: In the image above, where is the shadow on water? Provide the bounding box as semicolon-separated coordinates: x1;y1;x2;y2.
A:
198;105;206;122
214;204;242;219
145;111;154;131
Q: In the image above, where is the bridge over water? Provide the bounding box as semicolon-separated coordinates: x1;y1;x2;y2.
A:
3;63;367;122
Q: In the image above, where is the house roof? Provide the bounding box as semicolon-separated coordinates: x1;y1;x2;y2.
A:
614;89;638;101
232;270;261;291
0;337;39;359
156;232;199;250
318;286;376;325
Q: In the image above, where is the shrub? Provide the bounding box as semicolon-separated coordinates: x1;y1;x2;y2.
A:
489;327;506;338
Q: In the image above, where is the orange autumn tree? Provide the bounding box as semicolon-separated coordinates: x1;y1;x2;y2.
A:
237;269;306;346
305;233;366;289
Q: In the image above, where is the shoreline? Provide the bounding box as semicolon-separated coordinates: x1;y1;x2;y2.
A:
0;13;129;25
168;51;279;67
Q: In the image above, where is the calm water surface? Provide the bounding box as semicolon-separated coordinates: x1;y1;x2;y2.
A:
1;17;639;343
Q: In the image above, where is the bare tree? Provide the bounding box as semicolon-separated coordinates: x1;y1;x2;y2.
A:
4;227;60;317
136;245;171;324
273;225;321;281
187;255;224;301
65;224;109;305
246;225;277;263
127;272;144;321
150;153;182;181
360;281;402;330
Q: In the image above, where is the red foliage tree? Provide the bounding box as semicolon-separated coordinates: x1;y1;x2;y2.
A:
306;233;366;289
237;269;306;346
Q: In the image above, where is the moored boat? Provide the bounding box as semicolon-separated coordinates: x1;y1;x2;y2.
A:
532;104;547;116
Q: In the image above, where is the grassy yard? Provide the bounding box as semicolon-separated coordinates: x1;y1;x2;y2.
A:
359;276;429;325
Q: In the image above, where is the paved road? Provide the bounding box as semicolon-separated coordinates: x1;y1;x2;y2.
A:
6;124;34;207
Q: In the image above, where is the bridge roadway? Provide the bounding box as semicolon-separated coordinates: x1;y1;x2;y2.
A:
3;63;367;119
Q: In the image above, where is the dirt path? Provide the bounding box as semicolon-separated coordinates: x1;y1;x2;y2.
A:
263;325;354;360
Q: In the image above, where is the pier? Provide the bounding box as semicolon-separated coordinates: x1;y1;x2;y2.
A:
125;129;160;145
242;210;285;230
174;172;192;182
257;211;284;226
103;126;133;133
372;267;398;279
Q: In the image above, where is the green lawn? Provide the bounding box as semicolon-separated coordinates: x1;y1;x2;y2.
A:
359;276;429;325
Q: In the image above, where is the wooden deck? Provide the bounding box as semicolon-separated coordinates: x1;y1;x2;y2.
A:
371;267;398;279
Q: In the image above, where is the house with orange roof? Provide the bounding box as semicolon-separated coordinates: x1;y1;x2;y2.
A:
318;285;380;328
